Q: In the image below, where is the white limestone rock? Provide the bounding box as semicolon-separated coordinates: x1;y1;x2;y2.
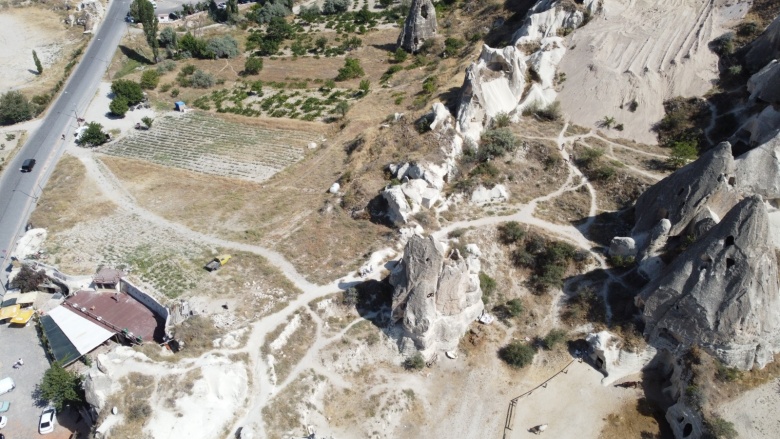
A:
586;331;657;386
747;60;780;105
470;184;509;206
608;237;636;258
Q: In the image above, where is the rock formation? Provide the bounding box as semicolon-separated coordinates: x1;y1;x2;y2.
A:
586;331;657;386
631;142;739;241
747;60;780;105
381;161;447;224
637;196;780;370
389;235;484;352
745;15;780;71
456;45;527;140
734;133;780;201
397;0;437;53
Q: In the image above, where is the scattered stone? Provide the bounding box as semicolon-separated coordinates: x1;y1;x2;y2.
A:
329;182;340;194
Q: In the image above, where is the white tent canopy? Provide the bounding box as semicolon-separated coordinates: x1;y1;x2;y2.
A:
47;306;114;355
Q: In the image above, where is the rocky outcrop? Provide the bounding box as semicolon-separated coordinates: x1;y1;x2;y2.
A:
666;402;703;439
637;196;780;370
608;237;637;258
470;184;509;206
735;133;780;201
747;60;780;105
397;0;437;53
631;142;739;240
389;235;484;352
382;161;448;224
586;331;657;386
745;15;780;71
456;45;527;140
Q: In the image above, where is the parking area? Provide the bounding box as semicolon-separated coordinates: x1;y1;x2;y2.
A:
0;318;81;438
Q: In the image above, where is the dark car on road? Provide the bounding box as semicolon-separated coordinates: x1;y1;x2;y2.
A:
20;159;36;172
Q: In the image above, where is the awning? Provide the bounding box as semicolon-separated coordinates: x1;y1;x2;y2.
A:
47;306;114;356
40;314;80;365
10;309;34;325
16;292;37;307
0;305;20;320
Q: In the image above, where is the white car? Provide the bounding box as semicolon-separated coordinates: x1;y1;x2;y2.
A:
39;407;56;434
0;415;6;428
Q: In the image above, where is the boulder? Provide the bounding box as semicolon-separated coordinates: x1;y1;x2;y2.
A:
745;15;780;72
456;45;527;141
382;185;413;225
586;331;657;386
470;184;509;205
328;182;340;194
747;60;780;105
665;402;703;439
637;196;780;370
390;235;484;352
632;142;739;240
608;237;636;258
397;0;437;53
428;102;452;131
83;367;115;411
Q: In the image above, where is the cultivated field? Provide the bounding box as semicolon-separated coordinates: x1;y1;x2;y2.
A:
103;112;320;182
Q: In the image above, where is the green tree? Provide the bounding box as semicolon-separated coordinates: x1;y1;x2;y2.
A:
227;0;238;15
478;128;518;161
32;50;43;74
403;352;425;370
667;140;698;169
393;47;408;63
542;329;568;350
0;91;35;125
334;100;350;118
132;0;160;62
140;70;160;89
142;116;154;129
159;27;178;49
206;35;240;59
244;56;263;75
78;122;108;147
10;265;48;293
111;80;144;105
506;298;524;317
109;96;129;117
335;58;364;81
39;362;84;411
499;341;536;368
322;0;349;14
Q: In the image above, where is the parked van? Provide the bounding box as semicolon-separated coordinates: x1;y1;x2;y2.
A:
0;377;15;395
20;158;36;172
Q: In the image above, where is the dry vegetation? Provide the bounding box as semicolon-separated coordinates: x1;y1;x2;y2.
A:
105;373;157;439
30;155;117;234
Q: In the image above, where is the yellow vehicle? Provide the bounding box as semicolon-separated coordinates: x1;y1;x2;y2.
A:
204;255;231;271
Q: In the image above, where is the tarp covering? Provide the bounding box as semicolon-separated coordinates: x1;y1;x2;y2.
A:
40;314;80;365
0;305;20;320
47;306;114;356
10;309;34;325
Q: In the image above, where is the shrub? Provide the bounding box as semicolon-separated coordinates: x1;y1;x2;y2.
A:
244;56;264;75
207;35;240;59
359;79;371;95
252;0;291;24
422;76;437;94
506;298;524;317
322;0;349;15
111;79;144;105
498;221;525;244
705;416;737;439
499;341;536;368
609;255;635;268
159;27;178;48
109;96;129;117
443;37;465;57
142;116;154;128
10;265;48;293
478;128;518;161
190;70;216;88
78;122;108;147
140;69;160;89
180;64;196;75
479;272;497;301
711;32;735;56
403;352;425;370
393;47;408;63
715;362;742;382
342;287;358;306
0;91;35;125
335;58;365;81
542;329;568;350
493;112;511;128
667;140;698;169
156;59;177;73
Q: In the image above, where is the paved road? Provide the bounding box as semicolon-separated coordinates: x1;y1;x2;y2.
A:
0;0;131;290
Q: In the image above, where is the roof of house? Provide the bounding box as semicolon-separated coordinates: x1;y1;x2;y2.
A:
65;290;165;342
93;268;125;285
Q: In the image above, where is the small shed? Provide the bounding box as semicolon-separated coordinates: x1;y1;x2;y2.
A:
94;268;125;291
175;101;187;112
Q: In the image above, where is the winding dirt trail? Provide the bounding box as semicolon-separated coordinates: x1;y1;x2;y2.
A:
65;117;666;435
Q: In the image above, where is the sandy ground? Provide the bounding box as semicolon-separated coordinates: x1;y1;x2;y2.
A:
0;8;77;93
557;0;749;144
721;378;780;439
81;82;156;135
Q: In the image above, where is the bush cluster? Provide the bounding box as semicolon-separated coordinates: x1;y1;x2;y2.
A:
509;233;579;293
499;341;536;368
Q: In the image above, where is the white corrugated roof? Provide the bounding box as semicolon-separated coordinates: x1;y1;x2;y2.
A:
47;306;114;355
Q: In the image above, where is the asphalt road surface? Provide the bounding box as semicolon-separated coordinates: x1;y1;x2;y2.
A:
0;0;131;290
